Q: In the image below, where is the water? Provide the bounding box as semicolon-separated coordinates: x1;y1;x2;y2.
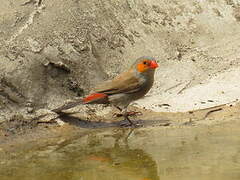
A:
1;121;240;180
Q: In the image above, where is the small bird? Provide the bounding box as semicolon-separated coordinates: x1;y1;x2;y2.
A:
82;56;158;126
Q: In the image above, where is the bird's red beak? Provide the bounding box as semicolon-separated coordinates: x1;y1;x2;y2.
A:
150;60;159;69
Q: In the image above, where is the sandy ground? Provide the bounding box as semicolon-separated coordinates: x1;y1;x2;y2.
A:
1;0;240;146
1;99;240;148
1;0;240;120
136;66;240;112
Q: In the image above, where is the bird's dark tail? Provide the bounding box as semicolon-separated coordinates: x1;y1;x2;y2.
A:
52;98;83;113
53;93;108;114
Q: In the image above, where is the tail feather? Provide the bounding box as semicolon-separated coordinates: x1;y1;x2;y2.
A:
52;98;83;113
83;93;108;104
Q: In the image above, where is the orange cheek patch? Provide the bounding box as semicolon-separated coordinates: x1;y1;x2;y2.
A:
137;63;147;72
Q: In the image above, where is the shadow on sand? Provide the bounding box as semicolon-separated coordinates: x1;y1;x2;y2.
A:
58;113;171;128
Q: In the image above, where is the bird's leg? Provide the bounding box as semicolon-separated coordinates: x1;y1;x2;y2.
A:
126;111;143;116
113;106;140;127
114;111;142;117
113;106;142;117
113;106;123;117
123;114;134;126
115;106;122;111
120;107;135;127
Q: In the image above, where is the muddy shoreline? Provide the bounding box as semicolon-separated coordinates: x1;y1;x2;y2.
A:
2;0;240;123
1;101;239;153
1;103;240;180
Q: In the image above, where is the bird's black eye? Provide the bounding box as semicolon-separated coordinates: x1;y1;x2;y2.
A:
143;61;147;65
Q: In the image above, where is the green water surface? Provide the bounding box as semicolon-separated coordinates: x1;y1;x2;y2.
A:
1;121;240;180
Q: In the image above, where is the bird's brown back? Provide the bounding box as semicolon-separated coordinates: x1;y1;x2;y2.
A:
94;69;142;95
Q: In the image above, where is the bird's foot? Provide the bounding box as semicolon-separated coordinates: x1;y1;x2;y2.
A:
127;111;143;116
113;111;142;118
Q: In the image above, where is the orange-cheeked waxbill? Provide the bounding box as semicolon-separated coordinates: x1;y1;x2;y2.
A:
83;56;159;126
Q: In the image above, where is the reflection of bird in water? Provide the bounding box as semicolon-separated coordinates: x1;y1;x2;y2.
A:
10;128;160;180
82;128;160;180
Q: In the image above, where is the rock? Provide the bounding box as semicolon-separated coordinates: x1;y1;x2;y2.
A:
35;109;58;123
27;37;42;53
26;107;34;113
55;119;65;126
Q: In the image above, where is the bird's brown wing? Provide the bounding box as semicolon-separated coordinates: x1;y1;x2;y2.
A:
94;70;142;95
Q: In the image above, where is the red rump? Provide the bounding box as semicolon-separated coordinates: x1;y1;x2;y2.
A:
83;93;107;104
